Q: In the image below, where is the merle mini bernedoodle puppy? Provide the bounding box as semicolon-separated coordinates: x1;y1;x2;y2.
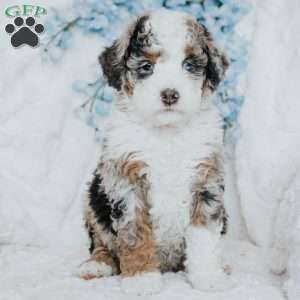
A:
79;9;231;294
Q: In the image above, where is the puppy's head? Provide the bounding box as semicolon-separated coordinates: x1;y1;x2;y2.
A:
100;9;228;128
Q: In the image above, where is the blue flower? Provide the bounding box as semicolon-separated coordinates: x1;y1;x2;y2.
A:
102;86;114;102
165;0;187;8
86;113;98;128
58;31;73;49
72;80;88;94
87;14;109;31
94;100;111;116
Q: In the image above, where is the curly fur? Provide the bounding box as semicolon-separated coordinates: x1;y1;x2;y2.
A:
79;9;229;290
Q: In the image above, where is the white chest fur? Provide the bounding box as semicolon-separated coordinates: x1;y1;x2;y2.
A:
102;106;223;251
144;135;195;243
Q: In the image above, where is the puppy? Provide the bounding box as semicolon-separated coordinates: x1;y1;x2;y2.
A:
79;9;229;293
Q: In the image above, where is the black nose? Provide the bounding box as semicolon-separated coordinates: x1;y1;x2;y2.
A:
160;88;180;106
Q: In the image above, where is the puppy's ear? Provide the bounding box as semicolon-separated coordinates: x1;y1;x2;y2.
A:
99;32;131;91
202;27;229;95
99;15;150;91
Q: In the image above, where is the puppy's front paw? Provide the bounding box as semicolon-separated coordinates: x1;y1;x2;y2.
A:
121;271;163;295
189;270;235;292
78;260;113;280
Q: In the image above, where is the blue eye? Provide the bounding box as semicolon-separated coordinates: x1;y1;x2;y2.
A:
141;62;153;71
183;61;195;72
138;61;154;75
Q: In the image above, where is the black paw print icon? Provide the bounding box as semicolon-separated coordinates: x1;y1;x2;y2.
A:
5;17;44;48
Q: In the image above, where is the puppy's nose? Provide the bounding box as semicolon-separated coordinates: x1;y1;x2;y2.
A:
160;88;180;106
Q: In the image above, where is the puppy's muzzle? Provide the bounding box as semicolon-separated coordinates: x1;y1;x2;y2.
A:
160;88;180;106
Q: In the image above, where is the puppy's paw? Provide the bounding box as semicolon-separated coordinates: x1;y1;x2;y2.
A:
78;260;113;280
121;271;163;295
189;270;235;292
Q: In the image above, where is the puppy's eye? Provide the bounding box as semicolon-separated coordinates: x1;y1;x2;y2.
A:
182;61;195;72
182;56;206;75
138;61;154;76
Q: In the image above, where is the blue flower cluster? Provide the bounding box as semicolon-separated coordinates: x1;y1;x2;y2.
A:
43;0;251;143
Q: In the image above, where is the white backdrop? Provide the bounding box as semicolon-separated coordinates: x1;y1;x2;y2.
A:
236;1;300;298
0;0;299;299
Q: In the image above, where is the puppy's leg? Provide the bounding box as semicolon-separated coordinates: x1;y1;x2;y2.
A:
118;206;162;295
112;157;162;294
117;208;159;276
186;154;231;291
79;226;115;280
79;173;117;280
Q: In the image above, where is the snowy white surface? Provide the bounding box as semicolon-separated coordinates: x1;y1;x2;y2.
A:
236;0;300;299
0;0;298;299
0;240;285;300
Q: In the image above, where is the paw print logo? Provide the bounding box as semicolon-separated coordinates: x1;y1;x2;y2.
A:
5;17;44;48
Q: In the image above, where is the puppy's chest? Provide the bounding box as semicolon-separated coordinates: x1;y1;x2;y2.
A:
142;141;200;245
105;113;222;242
